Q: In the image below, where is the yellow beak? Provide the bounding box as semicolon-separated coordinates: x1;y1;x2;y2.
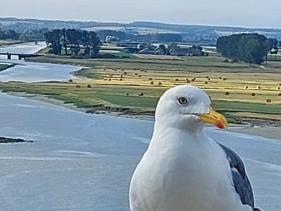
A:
199;108;228;129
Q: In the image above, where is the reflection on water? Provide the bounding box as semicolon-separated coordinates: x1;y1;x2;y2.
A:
0;93;280;211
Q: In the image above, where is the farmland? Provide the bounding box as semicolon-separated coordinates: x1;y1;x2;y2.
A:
1;54;281;124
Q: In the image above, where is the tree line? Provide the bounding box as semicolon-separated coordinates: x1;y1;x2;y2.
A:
45;29;101;57
0;28;48;41
96;30;182;43
217;33;278;64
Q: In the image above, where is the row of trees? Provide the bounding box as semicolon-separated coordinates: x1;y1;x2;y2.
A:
217;33;278;64
44;29;101;57
0;29;19;40
0;28;48;41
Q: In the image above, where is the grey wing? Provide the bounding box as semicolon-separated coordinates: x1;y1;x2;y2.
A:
218;143;255;209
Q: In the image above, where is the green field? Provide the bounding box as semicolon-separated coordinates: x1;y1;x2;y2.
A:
2;53;281;124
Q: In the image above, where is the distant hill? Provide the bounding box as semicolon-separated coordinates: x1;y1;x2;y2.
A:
1;18;281;45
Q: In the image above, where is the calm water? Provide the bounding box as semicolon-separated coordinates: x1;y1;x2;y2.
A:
0;42;80;82
0;43;280;211
0;42;46;55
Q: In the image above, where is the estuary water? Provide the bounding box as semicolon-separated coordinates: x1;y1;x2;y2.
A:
0;43;280;211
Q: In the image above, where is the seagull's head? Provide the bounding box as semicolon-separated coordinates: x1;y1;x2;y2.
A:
155;85;227;132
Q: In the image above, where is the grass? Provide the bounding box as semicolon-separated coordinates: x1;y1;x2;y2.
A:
6;53;281;123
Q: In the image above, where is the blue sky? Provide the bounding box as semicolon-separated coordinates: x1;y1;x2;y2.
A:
1;0;281;28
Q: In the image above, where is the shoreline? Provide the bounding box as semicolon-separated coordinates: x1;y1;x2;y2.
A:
5;91;280;140
227;126;281;140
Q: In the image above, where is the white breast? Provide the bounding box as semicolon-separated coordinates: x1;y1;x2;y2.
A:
129;129;251;211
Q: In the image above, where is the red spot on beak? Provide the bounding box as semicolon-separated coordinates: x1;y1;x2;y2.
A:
215;121;225;129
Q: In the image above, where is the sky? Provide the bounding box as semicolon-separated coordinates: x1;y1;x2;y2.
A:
1;0;281;28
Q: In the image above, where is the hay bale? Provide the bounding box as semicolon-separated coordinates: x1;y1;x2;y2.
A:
205;81;208;84
139;92;144;96
245;85;248;89
76;85;81;88
120;78;123;81
124;72;127;75
251;93;256;96
175;78;179;82
225;92;229;95
158;82;162;86
87;84;91;88
278;93;281;96
266;99;271;103
148;78;153;81
257;85;261;89
150;81;154;85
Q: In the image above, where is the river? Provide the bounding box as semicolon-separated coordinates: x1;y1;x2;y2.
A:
0;43;280;211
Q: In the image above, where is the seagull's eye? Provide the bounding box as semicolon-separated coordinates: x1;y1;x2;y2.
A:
178;97;188;105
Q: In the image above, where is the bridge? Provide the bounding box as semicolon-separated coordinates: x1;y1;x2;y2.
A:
0;52;39;60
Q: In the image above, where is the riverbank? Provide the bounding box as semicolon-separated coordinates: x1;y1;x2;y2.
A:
0;63;15;72
228;126;281;140
0;40;24;47
0;136;32;143
3;91;280;141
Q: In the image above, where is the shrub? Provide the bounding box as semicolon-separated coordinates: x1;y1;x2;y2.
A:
76;85;81;88
87;84;91;88
251;93;256;96
266;99;271;103
150;81;154;85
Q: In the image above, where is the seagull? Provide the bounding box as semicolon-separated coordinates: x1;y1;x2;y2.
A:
129;85;260;211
